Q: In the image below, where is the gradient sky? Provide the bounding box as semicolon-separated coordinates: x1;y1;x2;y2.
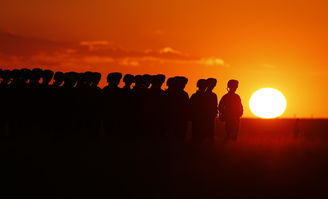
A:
1;0;328;118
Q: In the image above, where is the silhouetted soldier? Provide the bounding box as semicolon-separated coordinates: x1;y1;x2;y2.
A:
41;69;54;88
142;74;152;89
102;72;123;136
91;72;102;88
74;72;101;136
27;68;44;134
29;68;43;88
121;74;135;136
146;74;166;138
0;70;12;86
189;79;207;143
53;72;64;88
219;80;243;141
0;70;13;135
9;68;31;135
9;69;19;87
39;69;55;134
75;72;87;88
59;72;79;135
50;71;65;134
88;72;102;136
203;78;218;142
123;74;134;90
131;74;152;138
133;75;143;90
165;76;189;142
0;69;4;135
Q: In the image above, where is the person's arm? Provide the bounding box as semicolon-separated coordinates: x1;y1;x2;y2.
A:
218;95;225;113
213;94;218;117
238;95;243;117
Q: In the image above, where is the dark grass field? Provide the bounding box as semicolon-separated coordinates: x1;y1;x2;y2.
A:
2;118;328;199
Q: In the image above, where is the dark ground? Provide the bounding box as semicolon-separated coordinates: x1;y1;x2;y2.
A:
2;118;328;199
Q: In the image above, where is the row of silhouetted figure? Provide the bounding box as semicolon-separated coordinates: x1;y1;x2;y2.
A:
0;68;243;142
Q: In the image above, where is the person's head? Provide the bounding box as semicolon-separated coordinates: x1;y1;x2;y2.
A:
227;79;239;92
107;72;122;87
166;77;174;89
76;72;88;87
63;72;78;88
53;71;64;87
206;78;217;91
91;72;101;87
42;69;54;85
142;74;152;88
151;74;166;89
176;76;188;90
20;68;32;84
196;79;207;92
1;70;12;85
30;68;43;85
134;75;143;89
123;74;134;88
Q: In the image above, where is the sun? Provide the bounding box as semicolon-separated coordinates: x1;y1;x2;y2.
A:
249;88;287;119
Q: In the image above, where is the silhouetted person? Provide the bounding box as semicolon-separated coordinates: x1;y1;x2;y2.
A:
28;68;44;133
0;70;12;134
120;74;135;136
219;80;243;141
189;79;207;143
29;68;43;88
142;74;152;89
165;76;189;142
0;70;12;86
41;69;54;87
146;74;166;138
0;69;4;135
203;78;218;142
131;74;152;138
53;72;64;88
39;69;55;134
74;72;102;136
91;72;101;88
49;71;65;134
57;72;79;135
8;68;32;135
62;72;78;88
75;72;87;88
123;74;134;90
88;72;102;135
102;72;123;136
133;75;143;90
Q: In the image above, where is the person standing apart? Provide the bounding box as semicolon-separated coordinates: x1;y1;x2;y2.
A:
219;80;243;141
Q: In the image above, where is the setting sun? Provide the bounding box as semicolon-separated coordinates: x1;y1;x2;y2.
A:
249;88;287;119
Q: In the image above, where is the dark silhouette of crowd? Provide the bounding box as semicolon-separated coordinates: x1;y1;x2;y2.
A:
0;68;243;141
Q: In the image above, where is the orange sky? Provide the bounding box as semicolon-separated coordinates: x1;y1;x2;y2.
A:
0;0;328;118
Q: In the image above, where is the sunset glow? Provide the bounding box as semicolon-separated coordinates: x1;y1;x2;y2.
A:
249;88;287;119
1;0;328;117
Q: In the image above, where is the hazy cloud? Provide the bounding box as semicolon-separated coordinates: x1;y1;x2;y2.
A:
0;32;225;69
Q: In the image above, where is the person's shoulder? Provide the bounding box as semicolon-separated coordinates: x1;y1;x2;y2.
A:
211;92;218;98
183;91;189;98
190;92;197;98
221;93;229;98
233;93;241;98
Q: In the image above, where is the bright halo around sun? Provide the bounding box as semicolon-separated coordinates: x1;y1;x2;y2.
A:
249;88;287;119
